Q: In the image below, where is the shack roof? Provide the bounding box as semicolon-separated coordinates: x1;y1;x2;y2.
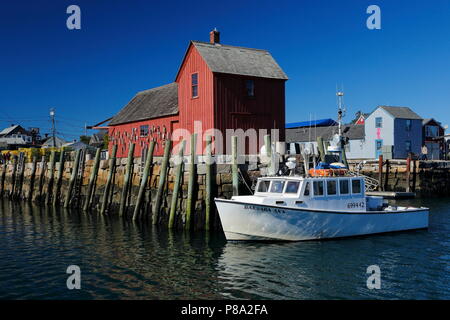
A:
286;124;365;143
177;41;288;80
378;106;422;120
109;83;178;126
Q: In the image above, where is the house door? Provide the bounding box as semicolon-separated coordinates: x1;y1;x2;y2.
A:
375;139;383;158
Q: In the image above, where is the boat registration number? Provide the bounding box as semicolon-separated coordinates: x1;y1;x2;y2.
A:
347;201;365;209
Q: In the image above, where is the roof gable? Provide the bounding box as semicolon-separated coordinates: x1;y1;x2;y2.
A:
109;83;179;126
176;41;288;81
378;106;422;120
0;124;27;137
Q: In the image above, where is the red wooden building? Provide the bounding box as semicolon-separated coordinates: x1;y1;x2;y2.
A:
108;30;288;157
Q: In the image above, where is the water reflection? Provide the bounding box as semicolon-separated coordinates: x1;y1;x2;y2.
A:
0;199;449;299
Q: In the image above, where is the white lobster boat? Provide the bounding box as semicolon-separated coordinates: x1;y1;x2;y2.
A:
215;175;429;241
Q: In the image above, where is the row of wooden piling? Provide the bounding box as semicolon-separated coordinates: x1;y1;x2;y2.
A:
377;155;418;192
0;133;265;230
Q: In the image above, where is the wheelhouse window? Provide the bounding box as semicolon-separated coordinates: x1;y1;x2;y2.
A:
191;73;198;98
140;125;149;137
327;180;337;196
285;181;300;194
269;180;285;193
246;79;254;97
375;117;383;128
339;179;349;195
257;180;271;193
313;181;324;196
303;182;310;196
351;179;362;194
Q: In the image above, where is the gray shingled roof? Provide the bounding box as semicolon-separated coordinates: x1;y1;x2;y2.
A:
379;106;422;120
109;83;178;126
192;41;288;80
286;124;365;143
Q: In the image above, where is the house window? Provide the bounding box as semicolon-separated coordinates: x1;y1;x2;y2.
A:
246;80;254;97
406;140;412;153
406;119;412;131
375;117;383;128
425;125;438;137
191;73;198;98
140;125;149;137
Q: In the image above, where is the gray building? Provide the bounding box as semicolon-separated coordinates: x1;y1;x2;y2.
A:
285;124;365;159
286;106;424;160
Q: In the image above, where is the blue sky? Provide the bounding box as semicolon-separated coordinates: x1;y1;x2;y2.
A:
1;0;449;140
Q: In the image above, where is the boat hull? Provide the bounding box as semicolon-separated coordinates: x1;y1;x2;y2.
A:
215;199;429;241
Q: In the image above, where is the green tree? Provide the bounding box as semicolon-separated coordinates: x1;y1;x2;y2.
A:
103;133;109;150
79;135;91;145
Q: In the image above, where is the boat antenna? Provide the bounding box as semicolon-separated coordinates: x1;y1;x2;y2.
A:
336;88;346;162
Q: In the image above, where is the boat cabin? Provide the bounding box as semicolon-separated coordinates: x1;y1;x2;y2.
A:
233;176;379;212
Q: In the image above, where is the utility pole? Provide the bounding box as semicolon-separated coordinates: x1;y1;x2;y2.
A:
50;108;56;147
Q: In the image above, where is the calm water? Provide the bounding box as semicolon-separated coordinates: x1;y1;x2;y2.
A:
0;198;449;300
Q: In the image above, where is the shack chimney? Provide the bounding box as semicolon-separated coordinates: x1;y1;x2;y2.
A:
210;28;220;44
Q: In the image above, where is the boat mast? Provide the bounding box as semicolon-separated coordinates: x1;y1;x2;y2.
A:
336;91;345;162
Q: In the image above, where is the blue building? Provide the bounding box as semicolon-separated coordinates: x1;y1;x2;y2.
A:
363;106;423;159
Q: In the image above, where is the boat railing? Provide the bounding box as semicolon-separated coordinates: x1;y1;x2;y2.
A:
346;170;379;192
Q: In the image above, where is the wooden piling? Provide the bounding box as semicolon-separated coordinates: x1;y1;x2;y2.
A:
406;156;411;192
45;151;56;205
64;149;81;208
378;155;383;191
15;153;25;199
412;159;417;192
83;148;101;211
317;136;325;162
168;140;185;229
28;157;38;201
10;156;17;198
52;149;65;206
324;141;331;155
132;141;155;220
384;159;390;191
153;140;172;225
119;143;135;217
205;135;212;231
341;144;349;168
232;135;239;196
0;163;6;197
264;134;273;176
37;156;46;202
100;145;117;215
185;133;197;230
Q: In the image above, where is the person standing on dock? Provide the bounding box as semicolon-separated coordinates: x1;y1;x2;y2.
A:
421;144;428;160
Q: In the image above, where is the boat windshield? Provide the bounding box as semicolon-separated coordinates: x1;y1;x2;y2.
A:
257;180;271;192
285;181;300;194
269;180;285;193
